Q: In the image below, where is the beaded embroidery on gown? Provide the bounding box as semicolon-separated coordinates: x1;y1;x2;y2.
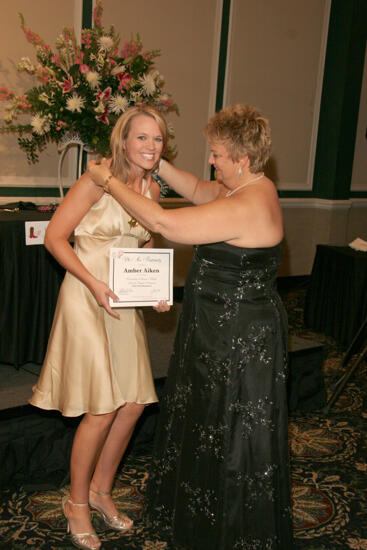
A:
144;242;294;549
30;191;157;417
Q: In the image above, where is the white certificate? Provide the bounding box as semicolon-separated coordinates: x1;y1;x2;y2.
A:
109;248;174;307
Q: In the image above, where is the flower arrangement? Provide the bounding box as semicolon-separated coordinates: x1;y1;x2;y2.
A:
0;0;178;163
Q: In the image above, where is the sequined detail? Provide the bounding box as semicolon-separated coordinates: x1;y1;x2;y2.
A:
180;482;217;524
233;536;280;549
143;242;294;549
229;397;275;437
233;464;278;508
150;439;179;483
234;321;274;367
164;382;192;420
198;352;233;390
194;423;229;460
191;255;213;292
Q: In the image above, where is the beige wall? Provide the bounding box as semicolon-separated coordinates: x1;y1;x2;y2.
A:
0;1;365;278
280;199;367;276
225;0;329;190
102;0;219;177
351;43;367;192
0;0;76;185
0;0;220;191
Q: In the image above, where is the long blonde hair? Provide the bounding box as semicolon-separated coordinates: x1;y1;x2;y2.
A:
110;105;168;183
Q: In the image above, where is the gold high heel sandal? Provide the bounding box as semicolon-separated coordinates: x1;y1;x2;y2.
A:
89;488;133;531
62;495;101;550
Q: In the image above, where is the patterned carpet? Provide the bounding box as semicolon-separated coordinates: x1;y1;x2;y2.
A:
1;284;367;549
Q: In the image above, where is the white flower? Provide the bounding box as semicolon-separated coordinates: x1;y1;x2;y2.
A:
98;35;114;51
31;114;50;135
167;122;175;137
85;71;101;89
94;101;105;114
97;53;105;66
55;34;66;48
139;73;156;96
39;92;51;104
130;90;142;102
17;57;35;73
152;69;164;85
109;94;129;114
66;93;85;113
111;65;126;76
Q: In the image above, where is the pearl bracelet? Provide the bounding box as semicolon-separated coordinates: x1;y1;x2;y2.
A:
103;173;113;194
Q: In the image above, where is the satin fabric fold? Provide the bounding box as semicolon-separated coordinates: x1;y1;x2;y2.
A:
30;192;157;417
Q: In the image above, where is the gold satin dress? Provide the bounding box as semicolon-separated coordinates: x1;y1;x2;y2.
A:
30;191;158;417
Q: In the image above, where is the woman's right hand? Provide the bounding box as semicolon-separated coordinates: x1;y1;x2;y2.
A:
88;278;121;319
87;158;112;188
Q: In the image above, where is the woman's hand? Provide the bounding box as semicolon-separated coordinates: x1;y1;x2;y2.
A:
87;158;112;188
88;278;121;319
153;300;171;313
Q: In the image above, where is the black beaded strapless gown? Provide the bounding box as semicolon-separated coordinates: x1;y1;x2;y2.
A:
144;242;294;549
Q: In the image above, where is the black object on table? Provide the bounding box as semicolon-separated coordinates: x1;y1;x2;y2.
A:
304;244;367;348
0;209;64;368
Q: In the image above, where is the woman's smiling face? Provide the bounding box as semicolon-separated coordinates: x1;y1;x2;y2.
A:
125;114;164;176
208;141;239;185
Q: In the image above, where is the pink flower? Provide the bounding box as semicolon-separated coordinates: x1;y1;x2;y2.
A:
79;64;90;74
160;96;174;108
81;31;92;50
0;87;14;99
96;110;109;124
74;51;84;64
62;76;75;93
18;102;31;110
37;67;50;84
121;40;142;59
93;1;103;28
56;120;67;131
96;87;112;103
117;73;132;91
51;55;60;65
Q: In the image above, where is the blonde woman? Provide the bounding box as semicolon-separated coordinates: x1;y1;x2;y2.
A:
88;104;294;549
30;105;169;550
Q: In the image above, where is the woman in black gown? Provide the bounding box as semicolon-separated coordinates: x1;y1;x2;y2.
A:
88;104;294;549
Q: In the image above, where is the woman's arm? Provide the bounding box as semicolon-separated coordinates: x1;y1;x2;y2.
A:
158;159;222;205
141;176;160;250
45;173;120;319
88;160;283;247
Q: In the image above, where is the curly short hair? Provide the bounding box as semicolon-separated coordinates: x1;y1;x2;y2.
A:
203;104;271;173
110;105;168;183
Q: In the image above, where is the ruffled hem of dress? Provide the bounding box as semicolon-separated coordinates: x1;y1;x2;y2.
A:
29;386;158;417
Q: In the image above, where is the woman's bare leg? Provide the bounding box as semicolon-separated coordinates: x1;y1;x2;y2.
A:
64;411;117;547
89;403;145;519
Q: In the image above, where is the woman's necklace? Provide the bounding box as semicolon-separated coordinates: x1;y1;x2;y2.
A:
128;216;138;229
225;172;264;197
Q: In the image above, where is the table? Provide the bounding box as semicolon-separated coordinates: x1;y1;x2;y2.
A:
304;244;367;347
0;210;64;368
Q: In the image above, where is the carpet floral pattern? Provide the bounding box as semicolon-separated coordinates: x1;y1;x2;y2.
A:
1;285;367;549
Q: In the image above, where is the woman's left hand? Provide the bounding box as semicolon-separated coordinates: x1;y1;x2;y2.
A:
87;158;111;188
153;300;171;313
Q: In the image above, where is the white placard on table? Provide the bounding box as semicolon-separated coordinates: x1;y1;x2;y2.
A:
25;221;49;246
109;248;174;307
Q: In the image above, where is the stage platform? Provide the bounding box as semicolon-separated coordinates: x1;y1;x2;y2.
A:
0;281;327;490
